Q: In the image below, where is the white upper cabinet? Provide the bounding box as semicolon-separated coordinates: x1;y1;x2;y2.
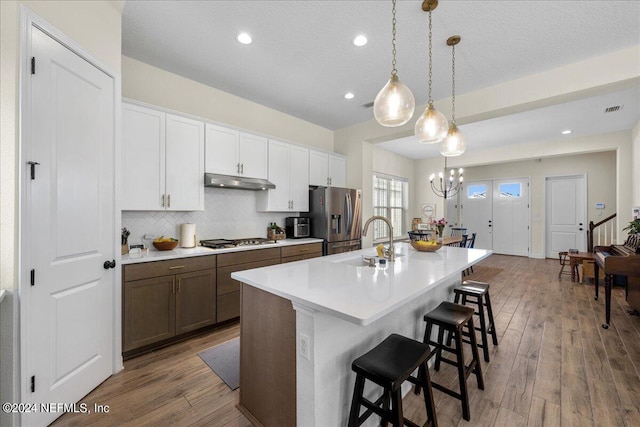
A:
309;149;346;187
122;103;204;211
122;103;166;211
328;154;346;187
239;133;268;179
205;124;268;179
165;114;205;211
257;140;309;212
205;123;239;176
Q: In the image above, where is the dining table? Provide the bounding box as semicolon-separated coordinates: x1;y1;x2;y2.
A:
442;236;464;246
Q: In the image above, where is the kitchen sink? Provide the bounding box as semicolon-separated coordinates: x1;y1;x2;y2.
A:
329;254;403;267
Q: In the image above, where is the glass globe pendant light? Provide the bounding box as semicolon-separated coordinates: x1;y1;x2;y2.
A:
373;0;415;127
414;0;448;144
440;35;467;156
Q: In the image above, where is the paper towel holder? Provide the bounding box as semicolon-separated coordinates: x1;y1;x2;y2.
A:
180;223;197;248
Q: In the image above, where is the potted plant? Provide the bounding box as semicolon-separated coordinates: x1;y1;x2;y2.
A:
622;219;640;234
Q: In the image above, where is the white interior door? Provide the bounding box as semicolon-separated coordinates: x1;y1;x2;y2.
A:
545;175;586;258
461;181;493;250
23;26;115;426
492;178;530;256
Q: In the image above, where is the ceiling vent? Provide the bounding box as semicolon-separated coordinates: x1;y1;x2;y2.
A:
604;105;623;113
361;101;374;109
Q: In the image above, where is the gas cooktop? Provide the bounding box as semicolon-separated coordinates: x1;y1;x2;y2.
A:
200;238;277;249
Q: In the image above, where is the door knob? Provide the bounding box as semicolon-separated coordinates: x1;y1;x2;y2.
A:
103;260;116;269
579;228;584;231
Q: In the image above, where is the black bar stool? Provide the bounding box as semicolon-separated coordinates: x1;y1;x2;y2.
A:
453;280;499;362
416;301;484;421
348;333;437;427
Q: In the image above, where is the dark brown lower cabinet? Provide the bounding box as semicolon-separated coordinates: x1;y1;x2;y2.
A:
217;248;281;322
123;275;176;351
175;269;217;334
122;255;216;353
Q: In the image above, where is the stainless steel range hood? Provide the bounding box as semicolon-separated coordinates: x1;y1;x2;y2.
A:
204;173;275;191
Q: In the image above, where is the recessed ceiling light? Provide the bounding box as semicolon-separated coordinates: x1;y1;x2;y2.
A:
353;35;368;47
344;92;355;100
237;33;252;45
561;130;572;135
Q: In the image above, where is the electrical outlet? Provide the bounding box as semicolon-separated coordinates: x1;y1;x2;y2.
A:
299;333;310;360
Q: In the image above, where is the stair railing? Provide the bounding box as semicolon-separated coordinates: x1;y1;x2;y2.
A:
588;213;617;252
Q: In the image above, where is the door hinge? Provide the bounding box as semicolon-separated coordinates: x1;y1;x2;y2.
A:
30;375;35;392
31;57;35;75
30;269;35;286
27;161;40;180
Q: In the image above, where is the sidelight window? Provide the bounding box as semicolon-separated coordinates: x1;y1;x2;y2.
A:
373;174;408;242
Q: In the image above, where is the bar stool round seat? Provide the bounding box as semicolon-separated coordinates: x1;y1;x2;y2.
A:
453;280;499;363
416;301;484;422
348;333;437;427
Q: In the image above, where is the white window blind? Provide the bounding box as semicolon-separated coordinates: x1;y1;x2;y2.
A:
373;173;408;242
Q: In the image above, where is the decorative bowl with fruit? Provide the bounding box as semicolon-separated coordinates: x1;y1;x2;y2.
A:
153;236;179;251
408;231;442;252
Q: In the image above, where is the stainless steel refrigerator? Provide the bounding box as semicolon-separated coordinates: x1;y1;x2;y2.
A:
309;187;362;255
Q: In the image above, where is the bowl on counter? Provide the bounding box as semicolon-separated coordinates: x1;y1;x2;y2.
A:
153;239;179;251
408;231;442;252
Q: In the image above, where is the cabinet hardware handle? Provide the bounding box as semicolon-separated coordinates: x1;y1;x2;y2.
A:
177;279;181;292
169;265;185;270
329;177;332;185
168;194;171;208
241;163;244;174
237;163;240;174
161;194;165;207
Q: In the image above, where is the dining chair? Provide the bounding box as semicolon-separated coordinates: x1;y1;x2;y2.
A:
464;233;477;276
450;227;467;237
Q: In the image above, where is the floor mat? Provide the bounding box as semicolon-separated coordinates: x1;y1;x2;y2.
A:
198;337;239;390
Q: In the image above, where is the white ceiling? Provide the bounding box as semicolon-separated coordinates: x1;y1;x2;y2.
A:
122;1;640;159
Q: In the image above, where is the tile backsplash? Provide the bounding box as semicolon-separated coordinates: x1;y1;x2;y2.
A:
122;188;296;246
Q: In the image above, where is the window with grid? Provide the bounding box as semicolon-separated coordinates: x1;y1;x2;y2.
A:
373;174;408;242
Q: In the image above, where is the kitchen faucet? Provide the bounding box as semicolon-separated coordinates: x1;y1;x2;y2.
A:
362;216;395;262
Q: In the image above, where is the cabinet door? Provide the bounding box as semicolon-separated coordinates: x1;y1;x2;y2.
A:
328;154;346;187
122;103;165;210
123;275;175;351
175;269;216;334
259;140;290;211
239;132;268;179
165;114;205;211
205;123;240;176
290;145;309;211
309;150;329;186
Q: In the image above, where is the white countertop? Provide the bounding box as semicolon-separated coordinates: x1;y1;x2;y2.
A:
0;289;5;304
121;238;324;265
232;242;492;326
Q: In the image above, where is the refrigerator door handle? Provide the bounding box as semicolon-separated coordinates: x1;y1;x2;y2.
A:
345;193;352;235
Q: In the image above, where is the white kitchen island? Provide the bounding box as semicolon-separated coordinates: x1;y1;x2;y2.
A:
232;242;491;426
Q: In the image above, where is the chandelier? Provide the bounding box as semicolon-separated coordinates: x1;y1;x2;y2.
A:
429;157;463;199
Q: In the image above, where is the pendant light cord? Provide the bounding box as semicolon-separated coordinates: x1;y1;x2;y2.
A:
428;8;433;103
391;0;398;76
451;42;456;124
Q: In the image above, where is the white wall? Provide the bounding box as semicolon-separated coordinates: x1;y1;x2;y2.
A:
0;2;122;425
122;56;333;151
460;151;616;258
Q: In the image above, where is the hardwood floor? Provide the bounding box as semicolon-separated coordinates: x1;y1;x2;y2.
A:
51;255;640;426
